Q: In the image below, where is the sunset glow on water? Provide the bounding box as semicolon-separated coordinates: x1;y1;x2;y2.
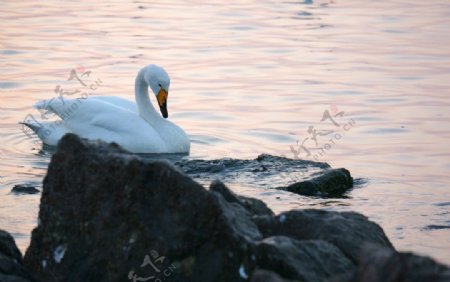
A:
0;0;449;263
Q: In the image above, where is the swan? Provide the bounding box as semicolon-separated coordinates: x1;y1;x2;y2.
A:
21;64;190;153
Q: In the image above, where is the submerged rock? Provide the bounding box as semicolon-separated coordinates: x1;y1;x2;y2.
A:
0;230;36;282
175;154;353;198
175;153;331;193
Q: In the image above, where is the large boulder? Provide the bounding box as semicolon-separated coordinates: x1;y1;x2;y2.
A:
0;230;36;282
254;209;393;263
23;134;262;282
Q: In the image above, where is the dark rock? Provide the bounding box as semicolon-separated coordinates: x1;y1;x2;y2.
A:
0;230;22;262
0;230;36;282
280;168;353;197
254;209;393;263
21;134;450;282
351;244;450;282
252;236;355;282
23;134;261;282
209;180;238;202
175;154;331;193
11;185;40;194
210;180;274;217
251;268;298;282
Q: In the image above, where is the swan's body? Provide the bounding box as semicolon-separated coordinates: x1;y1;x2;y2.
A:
22;64;190;153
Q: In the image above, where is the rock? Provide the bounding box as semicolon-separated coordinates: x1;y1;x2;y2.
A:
23;134;262;282
252;236;355;282
0;230;22;262
175;154;331;195
0;230;36;282
351;244;450;282
254;209;393;263
20;134;450;282
251;268;298;282
11;185;40;194
280;168;353;197
210;180;274;217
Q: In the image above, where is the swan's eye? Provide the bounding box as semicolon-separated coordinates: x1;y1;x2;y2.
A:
158;83;162;88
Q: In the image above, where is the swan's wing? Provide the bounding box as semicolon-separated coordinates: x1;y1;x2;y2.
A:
34;96;165;152
33;95;137;117
89;96;137;113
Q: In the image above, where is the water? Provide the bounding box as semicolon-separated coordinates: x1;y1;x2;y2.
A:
1;0;449;264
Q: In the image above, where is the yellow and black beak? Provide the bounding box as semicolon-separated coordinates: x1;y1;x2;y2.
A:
157;88;168;118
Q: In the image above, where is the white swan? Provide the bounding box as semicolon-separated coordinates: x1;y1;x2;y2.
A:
22;64;190;153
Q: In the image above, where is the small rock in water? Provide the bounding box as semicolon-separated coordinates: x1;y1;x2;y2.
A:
11;184;40;194
279;168;353;197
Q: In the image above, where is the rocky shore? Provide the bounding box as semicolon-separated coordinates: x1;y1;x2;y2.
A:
1;134;449;281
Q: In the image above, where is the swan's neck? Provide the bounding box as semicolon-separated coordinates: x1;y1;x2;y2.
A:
135;70;162;126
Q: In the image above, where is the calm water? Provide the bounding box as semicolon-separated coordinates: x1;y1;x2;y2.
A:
1;0;449;264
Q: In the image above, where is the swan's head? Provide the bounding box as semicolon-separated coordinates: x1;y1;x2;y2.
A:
144;64;170;118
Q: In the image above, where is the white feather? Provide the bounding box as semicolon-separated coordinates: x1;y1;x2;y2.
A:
23;64;190;154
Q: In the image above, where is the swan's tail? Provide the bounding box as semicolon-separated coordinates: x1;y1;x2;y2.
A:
20;121;41;134
20;118;69;146
19;118;45;140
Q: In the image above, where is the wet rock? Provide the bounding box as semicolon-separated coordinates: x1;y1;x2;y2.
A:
254;209;393;263
175;154;331;193
210;180;274;217
21;134;450;281
251;268;297;282
0;230;36;282
11;185;40;194
351;244;450;282
280;168;353;197
252;236;355;282
23;134;261;282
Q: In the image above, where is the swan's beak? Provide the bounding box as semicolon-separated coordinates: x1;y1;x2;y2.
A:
157;88;168;118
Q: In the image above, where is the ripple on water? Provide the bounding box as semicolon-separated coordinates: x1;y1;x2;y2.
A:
0;82;22;89
0;49;22;55
0;0;450;265
362;127;409;134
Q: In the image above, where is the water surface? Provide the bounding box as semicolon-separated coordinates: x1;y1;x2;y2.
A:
0;0;449;263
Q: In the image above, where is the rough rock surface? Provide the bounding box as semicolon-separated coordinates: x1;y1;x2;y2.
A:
351;244;450;282
0;230;36;282
250;268;298;282
280;168;353;197
19;134;449;282
175;153;331;194
23;134;261;282
254;209;393;263
252;236;355;281
209;180;274;217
